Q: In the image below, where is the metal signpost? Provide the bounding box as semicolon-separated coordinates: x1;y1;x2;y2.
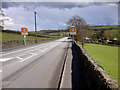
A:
69;26;77;45
21;28;28;46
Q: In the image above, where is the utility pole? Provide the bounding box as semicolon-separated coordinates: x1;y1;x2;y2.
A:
34;11;37;43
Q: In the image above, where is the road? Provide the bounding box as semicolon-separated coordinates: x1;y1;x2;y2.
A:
1;37;70;88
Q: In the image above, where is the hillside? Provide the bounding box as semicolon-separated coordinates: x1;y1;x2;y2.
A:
1;32;50;41
90;25;118;31
1;29;65;41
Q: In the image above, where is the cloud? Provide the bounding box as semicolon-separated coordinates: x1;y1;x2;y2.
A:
0;8;14;26
4;17;14;25
2;2;118;10
2;1;118;31
2;2;90;9
0;16;14;25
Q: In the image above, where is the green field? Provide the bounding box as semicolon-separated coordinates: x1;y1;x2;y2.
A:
1;32;52;41
78;42;118;82
91;25;118;29
43;34;63;37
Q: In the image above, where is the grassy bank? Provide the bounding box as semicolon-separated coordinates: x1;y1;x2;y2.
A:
78;42;118;83
1;32;52;41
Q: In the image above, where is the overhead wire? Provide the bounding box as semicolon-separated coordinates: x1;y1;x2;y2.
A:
12;2;35;13
12;2;61;30
37;13;57;29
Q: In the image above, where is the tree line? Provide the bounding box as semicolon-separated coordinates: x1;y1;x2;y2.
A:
66;15;120;45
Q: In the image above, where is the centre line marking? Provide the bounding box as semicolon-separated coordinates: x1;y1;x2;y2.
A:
19;54;37;62
30;52;37;55
16;57;23;60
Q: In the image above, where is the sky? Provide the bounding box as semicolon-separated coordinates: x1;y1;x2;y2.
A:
1;1;118;31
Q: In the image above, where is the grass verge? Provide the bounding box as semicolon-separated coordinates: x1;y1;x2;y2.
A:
77;42;118;83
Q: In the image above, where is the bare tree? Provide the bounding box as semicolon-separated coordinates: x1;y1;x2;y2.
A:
66;15;91;42
66;15;87;28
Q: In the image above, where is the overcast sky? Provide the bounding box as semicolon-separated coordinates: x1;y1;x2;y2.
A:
1;1;118;31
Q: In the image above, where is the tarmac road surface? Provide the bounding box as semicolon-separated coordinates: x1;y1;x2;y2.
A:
1;37;70;88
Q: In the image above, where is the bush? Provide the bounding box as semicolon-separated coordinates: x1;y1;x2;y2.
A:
114;40;120;45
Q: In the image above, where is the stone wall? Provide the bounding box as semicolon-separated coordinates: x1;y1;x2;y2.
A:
74;42;118;90
1;39;57;51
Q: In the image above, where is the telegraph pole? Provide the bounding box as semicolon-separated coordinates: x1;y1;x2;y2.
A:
34;11;37;43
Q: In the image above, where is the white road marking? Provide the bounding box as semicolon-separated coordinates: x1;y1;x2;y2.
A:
16;57;23;60
0;58;12;62
41;49;49;52
1;53;38;63
19;45;57;62
30;52;37;55
19;54;37;62
2;42;49;56
0;70;2;72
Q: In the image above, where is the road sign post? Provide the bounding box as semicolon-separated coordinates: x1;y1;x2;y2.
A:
21;28;28;46
69;26;76;45
72;35;74;44
24;35;26;46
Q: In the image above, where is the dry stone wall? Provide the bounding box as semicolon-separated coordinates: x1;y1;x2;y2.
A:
74;42;118;90
1;39;56;51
